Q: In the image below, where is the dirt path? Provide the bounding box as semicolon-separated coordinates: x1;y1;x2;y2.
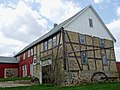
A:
0;80;34;87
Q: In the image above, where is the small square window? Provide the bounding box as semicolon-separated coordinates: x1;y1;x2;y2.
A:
89;19;93;27
100;38;104;48
80;34;86;44
81;52;88;64
53;36;57;47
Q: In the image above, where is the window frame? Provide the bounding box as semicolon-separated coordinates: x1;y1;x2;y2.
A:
23;53;25;60
43;41;48;51
80;34;86;45
22;65;24;70
48;38;52;49
89;18;93;27
81;52;88;65
102;53;108;65
53;36;57;47
28;50;30;57
30;48;33;56
99;38;104;48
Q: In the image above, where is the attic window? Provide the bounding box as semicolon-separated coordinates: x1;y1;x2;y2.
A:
89;19;93;27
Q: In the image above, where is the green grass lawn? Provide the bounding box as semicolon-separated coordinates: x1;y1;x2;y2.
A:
0;82;120;90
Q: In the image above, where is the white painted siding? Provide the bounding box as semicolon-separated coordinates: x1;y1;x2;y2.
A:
64;8;113;41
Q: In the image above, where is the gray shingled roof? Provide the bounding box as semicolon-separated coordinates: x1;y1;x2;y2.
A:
15;5;116;56
0;56;18;63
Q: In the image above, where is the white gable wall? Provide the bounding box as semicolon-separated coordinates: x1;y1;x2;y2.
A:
64;8;113;41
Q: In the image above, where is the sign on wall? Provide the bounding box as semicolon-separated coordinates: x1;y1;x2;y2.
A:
4;68;18;78
42;60;52;66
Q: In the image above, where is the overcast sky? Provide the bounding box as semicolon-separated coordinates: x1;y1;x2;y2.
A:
0;0;120;62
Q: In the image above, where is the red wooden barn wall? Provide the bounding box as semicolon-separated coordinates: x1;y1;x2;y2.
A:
116;62;120;73
0;63;18;78
18;52;33;77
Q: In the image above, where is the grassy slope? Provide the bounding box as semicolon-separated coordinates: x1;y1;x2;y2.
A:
0;82;120;90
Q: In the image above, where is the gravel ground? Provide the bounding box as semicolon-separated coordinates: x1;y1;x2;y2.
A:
0;81;34;87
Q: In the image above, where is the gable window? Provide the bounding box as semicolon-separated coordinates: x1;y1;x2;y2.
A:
23;53;25;60
89;18;93;27
30;49;33;56
44;41;48;51
102;53;107;65
80;34;86;44
81;52;88;64
53;36;57;47
99;38;104;48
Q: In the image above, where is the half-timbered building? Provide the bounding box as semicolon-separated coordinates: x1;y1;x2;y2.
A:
15;5;118;85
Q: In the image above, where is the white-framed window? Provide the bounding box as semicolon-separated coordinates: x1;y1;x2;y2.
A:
81;52;88;64
23;53;25;60
80;34;86;44
44;41;48;51
99;38;104;48
22;65;27;70
89;18;93;27
53;36;57;47
22;65;24;70
28;50;30;57
24;65;27;69
102;53;108;65
30;48;33;56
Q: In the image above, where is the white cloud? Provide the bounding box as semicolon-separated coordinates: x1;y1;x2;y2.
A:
39;0;81;23
0;0;81;56
117;7;120;16
0;0;48;43
107;19;120;61
0;0;48;56
93;0;103;4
